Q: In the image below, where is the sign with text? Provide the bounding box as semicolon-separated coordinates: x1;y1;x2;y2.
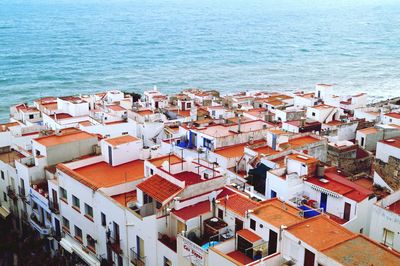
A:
181;237;206;266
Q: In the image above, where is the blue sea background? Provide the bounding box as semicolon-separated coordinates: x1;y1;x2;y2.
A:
1;0;400;122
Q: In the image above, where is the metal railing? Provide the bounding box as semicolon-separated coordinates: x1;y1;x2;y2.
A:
107;234;122;254
130;248;145;266
6;185;17;200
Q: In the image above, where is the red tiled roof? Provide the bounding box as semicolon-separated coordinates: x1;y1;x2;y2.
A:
137;175;182;203
219;193;261;217
172;201;211;221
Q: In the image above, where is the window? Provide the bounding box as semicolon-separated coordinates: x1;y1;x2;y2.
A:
29;114;34;119
383;228;394;247
143;193;153;204
74;225;82;241
101;212;107;226
72;195;80;211
35;150;40;156
46;211;51;221
360;137;365;147
87;234;96;250
122;132;128;135
156;201;162;209
62;217;70;231
60;187;67;201
250;219;256;231
1;170;4;180
84;203;93;219
3;192;7;202
312;112;316;117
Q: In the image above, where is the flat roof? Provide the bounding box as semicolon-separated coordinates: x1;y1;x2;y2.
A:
104;135;139;147
323;234;400;266
288;135;321;148
237;229;262;243
173;171;204;186
0;150;25;165
254;204;302;228
380;137;400;149
148;154;183;167
172;200;211;221
35;130;96;147
287;215;354;251
58;160;144;190
287;153;318;164
111;190;137;207
196;120;272;138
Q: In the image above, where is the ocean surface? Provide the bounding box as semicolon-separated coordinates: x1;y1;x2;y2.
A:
1;0;400;122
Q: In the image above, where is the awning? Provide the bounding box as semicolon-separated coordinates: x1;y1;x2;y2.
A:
0;206;10;219
60;238;73;253
60;237;101;266
71;244;101;266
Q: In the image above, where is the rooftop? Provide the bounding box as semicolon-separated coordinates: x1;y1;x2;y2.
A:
287;215;354;251
148;154;183;167
172;200;211;221
58;160;144;190
253;200;303;228
380;137;400;149
323;235;400;266
104;135;139;147
173;171;204;186
385;112;400;119
219;193;261;217
111;190;137;207
388;199;400;215
35;129;96;147
0;150;25;165
136;174;182;203
306;172;371;203
237;229;262;243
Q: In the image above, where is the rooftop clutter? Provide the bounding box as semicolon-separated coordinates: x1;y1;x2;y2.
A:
0;84;400;265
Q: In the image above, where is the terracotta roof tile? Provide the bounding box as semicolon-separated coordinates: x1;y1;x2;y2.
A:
137;174;182;203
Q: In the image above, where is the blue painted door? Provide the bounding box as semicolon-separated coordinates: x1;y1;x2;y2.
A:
320;193;327;212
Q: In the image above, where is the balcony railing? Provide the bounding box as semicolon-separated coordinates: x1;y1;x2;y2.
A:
130;248;145;266
30;214;51;235
48;199;60;214
7;186;18;200
107;235;122;254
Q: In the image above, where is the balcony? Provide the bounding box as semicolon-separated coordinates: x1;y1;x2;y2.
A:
29;214;51;235
7;186;18;200
48;199;60;214
210;230;272;265
158;233;177;252
130;248;145;266
107;234;122;254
